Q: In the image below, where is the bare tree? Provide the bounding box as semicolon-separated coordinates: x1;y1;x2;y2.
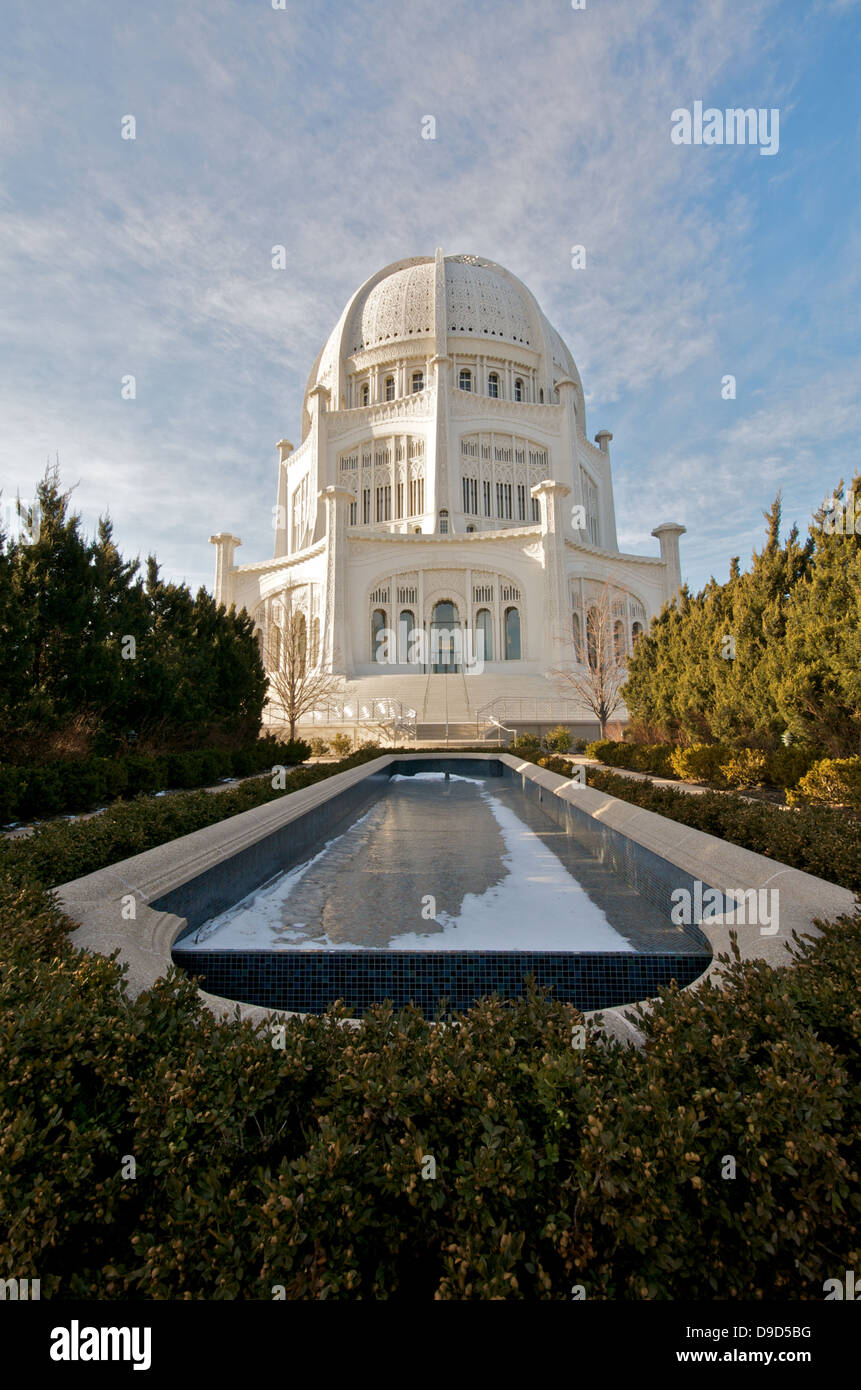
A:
549;583;628;738
264;602;344;740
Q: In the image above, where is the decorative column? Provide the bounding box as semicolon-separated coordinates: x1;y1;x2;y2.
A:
209;533;241;607
554;377;580;501
430;352;451;523
429;245;450;528
307;385;329;544
652;522;687;604
531;480;571;670
274;439;293;557
594;430;619;551
320;486;355;674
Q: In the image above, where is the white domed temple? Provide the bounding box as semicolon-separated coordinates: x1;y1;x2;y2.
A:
210;250;685;741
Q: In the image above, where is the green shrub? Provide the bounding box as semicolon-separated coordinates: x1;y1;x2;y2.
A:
1;867;858;1300
787;756;861;810
511;732;541;752
765;745;818;790
0;738;310;824
669;743;731;783
0;748;384;890
585;738;616;761
20;764;66;818
0;767;24;823
544;725;572;753
717;748;770;789
330;733;353;757
123;754;166;797
536;755;572;775
584;740;674;778
229;746;258;778
309;738;330;757
102;758;129;799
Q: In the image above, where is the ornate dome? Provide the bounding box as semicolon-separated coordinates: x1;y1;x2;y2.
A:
303;250;581;426
347;260;435;353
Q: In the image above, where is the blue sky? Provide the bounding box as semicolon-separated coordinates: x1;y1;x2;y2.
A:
1;0;859;596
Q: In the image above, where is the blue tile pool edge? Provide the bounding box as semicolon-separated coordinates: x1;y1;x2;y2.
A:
164;755;716;1016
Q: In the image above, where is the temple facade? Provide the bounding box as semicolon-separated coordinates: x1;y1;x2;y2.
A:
210;250;685;734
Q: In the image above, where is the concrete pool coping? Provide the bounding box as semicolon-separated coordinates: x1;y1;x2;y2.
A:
59;752;856;1044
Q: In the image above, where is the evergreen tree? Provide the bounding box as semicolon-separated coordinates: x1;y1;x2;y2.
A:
775;478;861;755
0;465;267;757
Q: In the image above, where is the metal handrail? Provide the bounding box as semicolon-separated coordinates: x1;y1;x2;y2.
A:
473;696;587;722
296;696;417;741
481;715;517;747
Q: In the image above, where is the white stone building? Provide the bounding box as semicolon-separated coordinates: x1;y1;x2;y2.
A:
210;251;685;739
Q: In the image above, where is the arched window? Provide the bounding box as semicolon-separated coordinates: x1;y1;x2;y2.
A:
572;611;581;654
459;368;472;392
614;619;625;662
488;372;499;398
253;627;264;660
514;378;524;402
431;600;459;672
398;609;415;664
411;370;424;393
361;383;370;406
539;388;544;403
371;608;387;663
310;616;320;667
632;621;644;645
476;607;493;662
504;607;521;661
270;625;282;672
439;509;449;534
385;375;395;401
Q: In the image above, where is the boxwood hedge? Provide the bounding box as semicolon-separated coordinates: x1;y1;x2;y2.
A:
584;740;820;791
0;737;311;825
0;746;382;889
0;870;858;1300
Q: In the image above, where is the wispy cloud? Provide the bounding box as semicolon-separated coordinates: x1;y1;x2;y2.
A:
1;0;858;595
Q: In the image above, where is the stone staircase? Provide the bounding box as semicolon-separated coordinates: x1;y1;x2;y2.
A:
282;670;599;744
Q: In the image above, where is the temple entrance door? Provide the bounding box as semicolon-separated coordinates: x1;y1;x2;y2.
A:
430;600;461;673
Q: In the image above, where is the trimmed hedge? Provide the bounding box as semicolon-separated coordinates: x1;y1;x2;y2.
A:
585;739;820;791
0;738;310;825
585;767;861;892
0;870;858;1299
585;740;675;778
0;747;381;890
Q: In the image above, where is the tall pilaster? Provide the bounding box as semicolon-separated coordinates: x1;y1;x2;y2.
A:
555;377;580;499
594;430;619;550
274;439;293;557
209;533;241;606
429;246;450;523
652;522;687;603
320;486;355;674
531;479;571;668
308;385;329;545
